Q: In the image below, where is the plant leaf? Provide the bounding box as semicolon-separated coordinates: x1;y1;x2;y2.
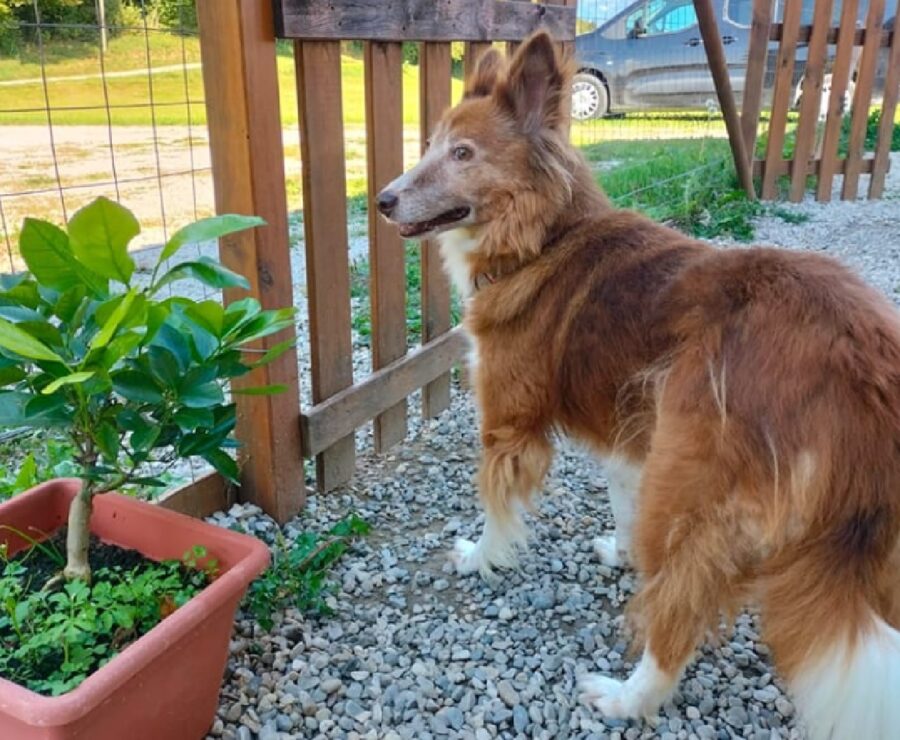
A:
0;317;66;363
155;257;250;293
19;218;108;297
232;384;287;396
68;197;138;284
112;371;163;403
159;214;265;264
180;381;224;408
89;290;137;352
202;449;239;483
42;371;95;394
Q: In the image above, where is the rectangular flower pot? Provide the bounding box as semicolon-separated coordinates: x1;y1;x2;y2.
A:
0;478;270;740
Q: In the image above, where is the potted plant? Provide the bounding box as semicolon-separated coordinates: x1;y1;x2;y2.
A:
0;197;295;739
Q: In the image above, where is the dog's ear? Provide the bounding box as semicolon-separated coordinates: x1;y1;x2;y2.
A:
464;47;504;99
499;31;568;133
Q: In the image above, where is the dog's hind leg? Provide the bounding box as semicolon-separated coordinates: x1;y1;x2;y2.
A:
593;457;642;568
451;426;552;578
581;413;750;719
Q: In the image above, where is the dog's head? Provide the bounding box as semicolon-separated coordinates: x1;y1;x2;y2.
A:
377;32;582;266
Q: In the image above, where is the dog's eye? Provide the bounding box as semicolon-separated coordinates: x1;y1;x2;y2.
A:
424;138;432;150
452;145;473;161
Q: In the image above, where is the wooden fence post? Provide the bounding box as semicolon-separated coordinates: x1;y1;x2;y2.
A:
196;0;306;522
693;0;757;199
294;39;357;490
419;42;454;419
365;41;409;452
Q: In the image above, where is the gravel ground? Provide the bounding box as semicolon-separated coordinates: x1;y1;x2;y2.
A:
201;155;900;740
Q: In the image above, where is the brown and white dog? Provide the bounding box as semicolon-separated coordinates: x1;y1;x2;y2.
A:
377;32;900;739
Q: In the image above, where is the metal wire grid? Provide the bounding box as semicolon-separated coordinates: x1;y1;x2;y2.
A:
0;0;211;274
0;1;212;486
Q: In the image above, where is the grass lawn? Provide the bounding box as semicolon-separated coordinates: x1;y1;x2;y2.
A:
0;35;467;126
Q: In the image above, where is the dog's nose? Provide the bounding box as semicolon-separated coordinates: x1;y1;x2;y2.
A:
376;190;398;216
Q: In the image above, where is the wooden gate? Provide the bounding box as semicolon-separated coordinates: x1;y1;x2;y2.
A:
696;0;899;201
195;0;576;518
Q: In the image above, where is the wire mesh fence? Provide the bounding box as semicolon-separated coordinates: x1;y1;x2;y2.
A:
0;0;212;274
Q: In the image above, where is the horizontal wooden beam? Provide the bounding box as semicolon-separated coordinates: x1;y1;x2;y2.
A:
769;24;893;46
156;472;234;519
274;0;576;41
753;156;883;178
301;328;469;457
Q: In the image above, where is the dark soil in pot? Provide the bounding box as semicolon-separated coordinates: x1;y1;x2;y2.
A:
1;529;215;696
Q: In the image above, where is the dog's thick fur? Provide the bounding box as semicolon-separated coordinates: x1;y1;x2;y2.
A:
379;33;900;739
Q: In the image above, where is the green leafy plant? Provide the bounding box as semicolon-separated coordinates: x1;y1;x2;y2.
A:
0;534;215;696
243;513;371;630
0;196;295;582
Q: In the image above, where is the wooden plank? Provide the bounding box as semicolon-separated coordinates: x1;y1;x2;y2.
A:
157;473;233;519
869;0;900;198
419;42;454;419
842;0;886;199
761;0;804;199
294;40;356;491
788;0;834;201
273;0;576;42
741;0;775;165
694;0;756;198
464;41;495;80
754;156;882;177
365;41;408;452
302;329;469;457
769;24;892;46
196;0;305;523
816;0;861;201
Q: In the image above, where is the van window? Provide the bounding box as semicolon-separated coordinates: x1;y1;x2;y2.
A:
624;0;698;36
725;0;752;27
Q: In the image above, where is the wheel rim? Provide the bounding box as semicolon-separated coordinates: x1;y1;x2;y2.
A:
572;80;601;120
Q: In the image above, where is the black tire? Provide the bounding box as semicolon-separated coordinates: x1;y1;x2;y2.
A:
571;72;609;121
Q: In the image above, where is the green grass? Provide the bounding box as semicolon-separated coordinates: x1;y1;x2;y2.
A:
584;138;771;241
0;35;464;126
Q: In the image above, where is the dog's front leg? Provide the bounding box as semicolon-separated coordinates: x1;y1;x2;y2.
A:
451;426;552;578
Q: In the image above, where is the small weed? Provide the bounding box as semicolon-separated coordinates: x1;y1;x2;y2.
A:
0;541;214;696
243;513;371;630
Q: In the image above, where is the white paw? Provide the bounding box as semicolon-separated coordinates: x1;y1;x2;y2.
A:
579;673;644;719
593;535;626;568
450;538;482;575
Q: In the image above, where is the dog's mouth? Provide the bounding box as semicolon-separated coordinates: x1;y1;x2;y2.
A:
397;207;471;238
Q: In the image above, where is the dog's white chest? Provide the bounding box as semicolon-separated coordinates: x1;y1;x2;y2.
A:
437;228;481;299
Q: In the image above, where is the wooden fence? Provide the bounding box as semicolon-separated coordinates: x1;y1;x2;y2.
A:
699;0;899;202
192;0;576;521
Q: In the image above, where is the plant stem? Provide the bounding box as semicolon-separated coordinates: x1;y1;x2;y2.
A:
63;480;93;583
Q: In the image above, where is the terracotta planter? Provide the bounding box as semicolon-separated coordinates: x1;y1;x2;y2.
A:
0;479;270;740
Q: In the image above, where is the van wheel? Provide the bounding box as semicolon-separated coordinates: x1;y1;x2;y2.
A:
571;73;609;121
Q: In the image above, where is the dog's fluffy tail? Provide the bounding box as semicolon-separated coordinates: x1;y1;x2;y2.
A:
792;615;900;740
763;534;900;740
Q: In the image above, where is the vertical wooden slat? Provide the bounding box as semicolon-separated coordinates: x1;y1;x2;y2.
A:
196;0;306;523
816;0;860;201
464;41;494;80
761;0;804;199
741;0;775;167
295;40;356;490
842;0;886;199
419;42;454;418
694;0;757;198
788;0;834;201
868;4;900;198
365;41;408;452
